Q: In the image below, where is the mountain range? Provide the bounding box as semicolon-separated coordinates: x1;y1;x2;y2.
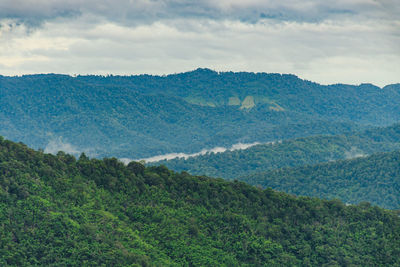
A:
2;69;400;265
152;123;400;209
243;149;400;210
2;69;400;159
152;122;400;179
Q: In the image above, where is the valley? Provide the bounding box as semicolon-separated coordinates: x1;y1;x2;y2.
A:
151;122;400;179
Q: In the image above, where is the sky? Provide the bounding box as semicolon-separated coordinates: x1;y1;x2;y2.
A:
0;0;399;86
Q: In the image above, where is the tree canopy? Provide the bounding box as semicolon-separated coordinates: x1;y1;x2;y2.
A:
1;136;400;265
2;70;400;159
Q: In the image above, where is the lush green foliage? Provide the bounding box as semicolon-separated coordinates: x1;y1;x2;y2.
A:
1;137;400;266
243;150;400;210
153;123;400;179
2;69;400;159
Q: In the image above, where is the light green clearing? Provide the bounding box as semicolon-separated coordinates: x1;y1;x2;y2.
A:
184;97;216;107
240;96;255;109
228;96;241;106
269;102;285;111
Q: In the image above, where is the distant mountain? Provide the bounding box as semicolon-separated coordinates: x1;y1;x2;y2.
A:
1;69;400;158
242;149;400;210
2;136;400;266
152;123;400;179
77;69;400;125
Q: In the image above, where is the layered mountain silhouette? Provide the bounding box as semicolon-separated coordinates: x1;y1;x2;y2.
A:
1;69;400;159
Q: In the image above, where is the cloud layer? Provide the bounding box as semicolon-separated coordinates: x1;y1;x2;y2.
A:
131;142;262;163
0;0;399;86
1;0;398;25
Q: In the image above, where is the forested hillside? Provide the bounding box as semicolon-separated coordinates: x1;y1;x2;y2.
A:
1;136;400;266
242;150;400;210
152;123;400;179
76;69;400;126
1;69;400;159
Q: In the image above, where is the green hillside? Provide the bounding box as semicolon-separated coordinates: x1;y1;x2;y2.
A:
2;69;400;159
1;136;400;265
76;69;400;126
152;123;400;179
243;150;400;210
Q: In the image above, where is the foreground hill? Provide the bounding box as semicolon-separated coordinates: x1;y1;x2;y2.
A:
1;69;400;158
1;137;400;266
243;150;400;210
152;123;400;179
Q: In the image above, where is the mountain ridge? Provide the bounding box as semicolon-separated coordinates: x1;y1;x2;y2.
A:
151;122;400;179
1;69;400;160
1;136;400;265
242;149;400;209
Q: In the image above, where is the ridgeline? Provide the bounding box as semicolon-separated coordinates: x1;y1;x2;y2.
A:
1;136;400;266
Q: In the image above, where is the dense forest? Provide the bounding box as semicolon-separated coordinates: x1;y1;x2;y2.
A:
1;69;400;159
1;136;400;265
242;150;400;210
152;123;400;179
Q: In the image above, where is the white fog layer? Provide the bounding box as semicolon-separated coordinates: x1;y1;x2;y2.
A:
44;137;80;156
121;142;263;164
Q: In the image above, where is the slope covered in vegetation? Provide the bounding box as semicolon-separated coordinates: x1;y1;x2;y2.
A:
152;123;400;179
243;150;400;210
2;69;400;159
1;136;400;266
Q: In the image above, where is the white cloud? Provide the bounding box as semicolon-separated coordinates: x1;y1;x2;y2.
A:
123;141;262;163
44;137;80;156
344;147;367;159
0;1;398;86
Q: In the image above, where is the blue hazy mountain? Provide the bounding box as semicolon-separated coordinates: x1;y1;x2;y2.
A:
151;123;400;179
242;149;400;210
1;69;400;158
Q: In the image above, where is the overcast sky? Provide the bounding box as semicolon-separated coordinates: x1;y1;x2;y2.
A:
0;0;399;86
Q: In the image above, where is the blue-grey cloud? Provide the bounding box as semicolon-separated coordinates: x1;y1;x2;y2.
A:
1;0;398;27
